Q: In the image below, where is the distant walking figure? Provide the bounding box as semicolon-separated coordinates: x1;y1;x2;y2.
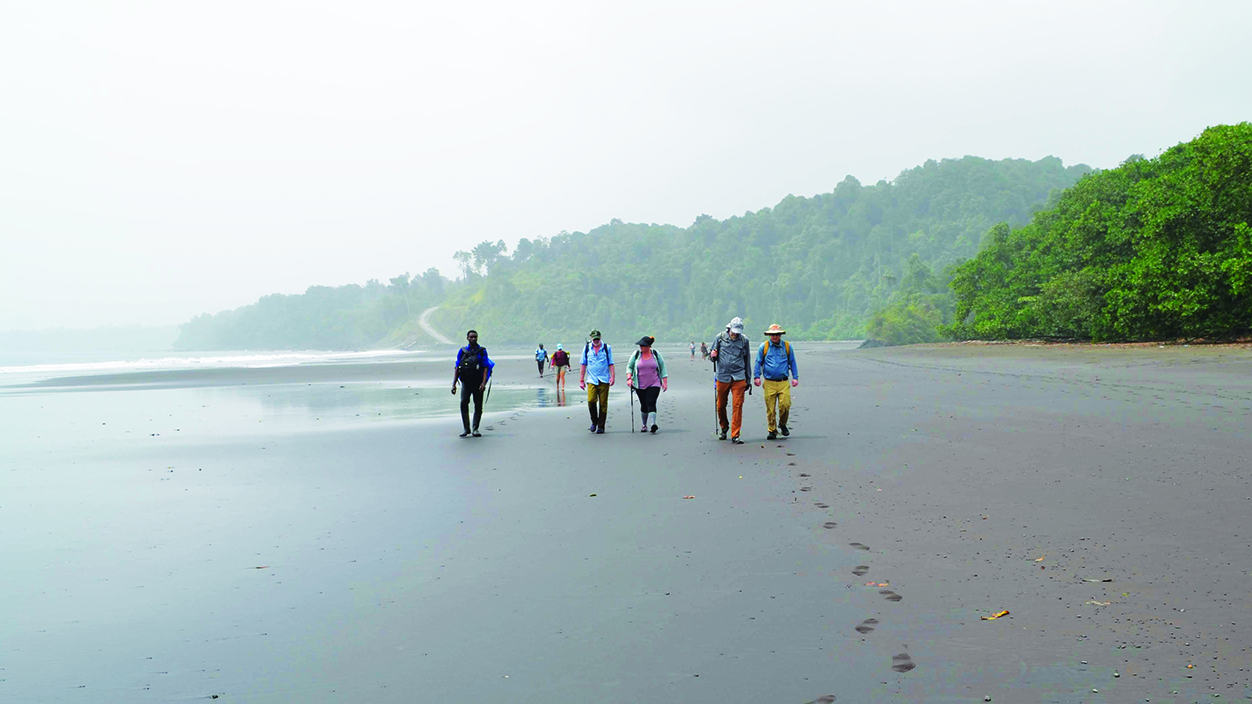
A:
709;317;751;444
579;329;615;434
754;324;799;440
690;341;696;359
700;341;709;361
627;336;668;434
452;330;495;437
550;343;570;390
535;344;549;378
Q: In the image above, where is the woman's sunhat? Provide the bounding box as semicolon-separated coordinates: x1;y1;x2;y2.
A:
763;324;786;335
635;335;655;346
556;343;563;350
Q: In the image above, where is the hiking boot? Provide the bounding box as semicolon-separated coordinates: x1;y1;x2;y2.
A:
718;428;728;441
460;430;471;438
767;430;777;440
596;426;605;434
731;436;745;445
650;424;658;434
472;430;482;437
780;425;790;436
589;424;598;433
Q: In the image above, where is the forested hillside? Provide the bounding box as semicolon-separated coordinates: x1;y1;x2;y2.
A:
174;270;446;349
944;123;1252;341
433;155;1091;344
174;154;1090;350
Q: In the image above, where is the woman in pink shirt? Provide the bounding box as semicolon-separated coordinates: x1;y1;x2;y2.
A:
625;336;668;434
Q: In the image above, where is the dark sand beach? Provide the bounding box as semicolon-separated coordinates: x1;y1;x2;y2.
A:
3;343;1251;703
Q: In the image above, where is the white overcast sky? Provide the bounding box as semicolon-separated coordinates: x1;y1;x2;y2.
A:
2;0;1249;331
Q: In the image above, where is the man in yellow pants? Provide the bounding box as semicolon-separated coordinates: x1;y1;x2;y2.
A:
752;324;799;441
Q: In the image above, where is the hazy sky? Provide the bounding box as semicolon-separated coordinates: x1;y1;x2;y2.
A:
3;1;1249;331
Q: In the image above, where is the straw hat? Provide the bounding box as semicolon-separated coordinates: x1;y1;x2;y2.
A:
763;324;786;335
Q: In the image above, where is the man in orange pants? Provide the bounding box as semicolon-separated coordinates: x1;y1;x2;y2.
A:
709;316;752;444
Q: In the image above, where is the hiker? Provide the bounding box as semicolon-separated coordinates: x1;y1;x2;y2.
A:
535;344;549;378
709;316;752;444
550;343;570;390
451;329;495;437
579;329;615;434
700;341;709;360
753;324;799;440
626;335;668;434
690;341;696;360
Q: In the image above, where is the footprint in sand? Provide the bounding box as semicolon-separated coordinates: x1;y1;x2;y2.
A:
799;473;810;477
854;618;878;634
891;652;915;672
849;542;870;551
851;565;869;576
786;453;796;456
802;697;835;704
815;502;829;509
879;590;903;602
800;486;812;492
486;426;495;431
822;521;838;529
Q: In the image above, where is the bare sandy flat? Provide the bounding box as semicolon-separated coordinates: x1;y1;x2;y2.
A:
2;342;1250;702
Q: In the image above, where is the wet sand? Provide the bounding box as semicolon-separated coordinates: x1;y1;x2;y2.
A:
2;343;1251;702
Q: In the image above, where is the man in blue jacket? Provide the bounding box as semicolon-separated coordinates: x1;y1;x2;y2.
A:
753;324;799;440
452;329;495;437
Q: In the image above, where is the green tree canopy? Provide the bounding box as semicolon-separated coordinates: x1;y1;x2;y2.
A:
945;123;1252;341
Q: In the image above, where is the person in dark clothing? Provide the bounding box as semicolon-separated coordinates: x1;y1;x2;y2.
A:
451;329;495;437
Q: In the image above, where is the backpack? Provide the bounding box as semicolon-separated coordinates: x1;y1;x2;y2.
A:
583;340;612;366
758;340;791;358
758;340;791;375
458;346;484;374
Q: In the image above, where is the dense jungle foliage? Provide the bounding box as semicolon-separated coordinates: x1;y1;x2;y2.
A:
433;155;1090;345
174;154;1091;350
944;123;1252;341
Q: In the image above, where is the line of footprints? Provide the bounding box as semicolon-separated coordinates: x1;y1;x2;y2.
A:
797;472;914;679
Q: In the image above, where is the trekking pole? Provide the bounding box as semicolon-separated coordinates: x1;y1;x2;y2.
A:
630;385;636;433
712;358;720;437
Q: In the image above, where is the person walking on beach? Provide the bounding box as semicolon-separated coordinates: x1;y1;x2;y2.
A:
700;341;709;361
626;335;668;434
451;329;495;438
579;329;615;434
535;344;549;378
690;341;696;360
550;343;570;390
753;324;799;440
709;317;752;444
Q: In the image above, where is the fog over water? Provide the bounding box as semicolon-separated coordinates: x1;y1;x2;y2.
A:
3;1;1251;333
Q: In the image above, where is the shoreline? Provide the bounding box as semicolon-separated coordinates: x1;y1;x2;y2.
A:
3;344;1250;702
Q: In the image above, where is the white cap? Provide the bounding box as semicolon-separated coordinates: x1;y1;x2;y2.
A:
728;316;744;333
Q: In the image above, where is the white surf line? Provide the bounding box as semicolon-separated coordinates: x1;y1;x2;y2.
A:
418;306;455;345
